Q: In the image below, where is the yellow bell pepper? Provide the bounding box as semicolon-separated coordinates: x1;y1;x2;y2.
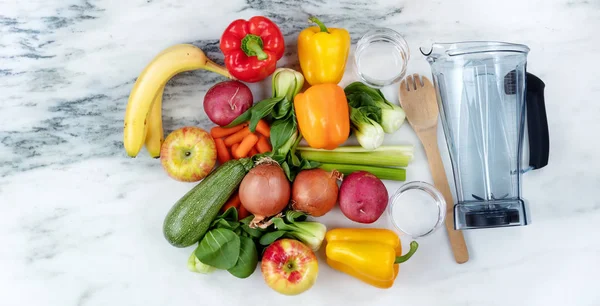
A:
325;228;418;289
294;83;350;150
297;17;351;85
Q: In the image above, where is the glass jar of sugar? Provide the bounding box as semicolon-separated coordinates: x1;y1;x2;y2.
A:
388;181;446;239
354;28;410;88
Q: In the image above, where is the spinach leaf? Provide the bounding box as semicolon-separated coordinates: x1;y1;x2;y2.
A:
227;236;258;279
242;223;264;238
215;206;239;222
248;97;284;131
226;109;252;127
281;162;292;181
211;218;240;230
240;215;255;225
259;230;287;245
270;116;297;153
300;158;320;170
272;97;292;119
195;228;241;270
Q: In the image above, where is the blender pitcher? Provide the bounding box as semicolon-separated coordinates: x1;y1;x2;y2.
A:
422;41;549;230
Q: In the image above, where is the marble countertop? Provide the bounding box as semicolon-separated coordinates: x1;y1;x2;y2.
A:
1;0;599;305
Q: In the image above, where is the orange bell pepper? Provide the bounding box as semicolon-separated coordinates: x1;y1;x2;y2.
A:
293;84;350;150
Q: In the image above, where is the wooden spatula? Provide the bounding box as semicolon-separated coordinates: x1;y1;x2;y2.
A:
399;73;469;264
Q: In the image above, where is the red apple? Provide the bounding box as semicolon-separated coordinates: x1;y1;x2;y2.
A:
261;239;318;295
160;127;216;182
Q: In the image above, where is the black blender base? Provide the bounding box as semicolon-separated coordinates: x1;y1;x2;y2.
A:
455;199;529;230
465;209;521;228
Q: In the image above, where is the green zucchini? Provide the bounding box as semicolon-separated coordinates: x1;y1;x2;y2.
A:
163;158;254;247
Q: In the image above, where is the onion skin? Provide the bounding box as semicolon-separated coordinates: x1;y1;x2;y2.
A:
292;169;341;217
239;163;290;218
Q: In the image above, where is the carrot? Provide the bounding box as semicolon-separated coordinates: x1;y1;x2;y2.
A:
231;143;240;158
256;135;272;153
238;204;250;220
224;127;251;146
249;147;259;157
233;133;259;159
214;138;231;164
255;119;271;137
221;192;241;213
210;124;246;139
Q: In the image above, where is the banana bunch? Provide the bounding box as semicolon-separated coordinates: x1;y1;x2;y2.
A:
123;44;232;157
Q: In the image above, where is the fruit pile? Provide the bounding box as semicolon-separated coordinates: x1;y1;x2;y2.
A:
123;16;417;295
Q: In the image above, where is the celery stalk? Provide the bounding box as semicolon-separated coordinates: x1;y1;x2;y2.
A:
300;150;411;167
319;163;406;181
297;145;414;155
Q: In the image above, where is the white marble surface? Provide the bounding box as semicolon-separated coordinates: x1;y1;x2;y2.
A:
1;0;599;305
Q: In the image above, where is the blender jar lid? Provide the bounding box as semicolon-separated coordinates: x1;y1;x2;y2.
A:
388;181;446;239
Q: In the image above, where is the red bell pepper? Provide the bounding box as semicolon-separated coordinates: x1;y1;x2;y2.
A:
219;16;285;83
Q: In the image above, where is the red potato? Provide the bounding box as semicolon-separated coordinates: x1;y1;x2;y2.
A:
204;80;253;126
338;171;389;224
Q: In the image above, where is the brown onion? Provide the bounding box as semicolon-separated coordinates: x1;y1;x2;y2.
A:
239;162;290;223
291;169;342;217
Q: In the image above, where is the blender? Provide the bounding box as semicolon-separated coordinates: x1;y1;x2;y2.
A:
422;41;549;230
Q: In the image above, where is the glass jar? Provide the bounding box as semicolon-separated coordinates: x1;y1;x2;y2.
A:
354;28;410;88
387;181;446;239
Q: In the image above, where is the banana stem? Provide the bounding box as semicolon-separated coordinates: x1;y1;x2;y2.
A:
203;58;233;79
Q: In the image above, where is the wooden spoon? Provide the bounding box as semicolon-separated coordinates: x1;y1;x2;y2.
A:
399;73;469;264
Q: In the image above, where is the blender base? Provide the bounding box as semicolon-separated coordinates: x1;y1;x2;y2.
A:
454;199;529;230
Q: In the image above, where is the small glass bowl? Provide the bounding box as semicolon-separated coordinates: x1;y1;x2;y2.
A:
388;181;446;239
354;28;410;88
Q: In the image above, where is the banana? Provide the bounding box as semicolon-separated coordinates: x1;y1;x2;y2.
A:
144;85;165;158
123;44;232;157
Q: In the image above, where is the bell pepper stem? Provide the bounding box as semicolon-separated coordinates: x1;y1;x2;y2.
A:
241;34;268;60
394;241;419;264
308;16;329;33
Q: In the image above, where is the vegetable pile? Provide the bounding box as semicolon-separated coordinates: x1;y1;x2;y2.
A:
125;14;420;296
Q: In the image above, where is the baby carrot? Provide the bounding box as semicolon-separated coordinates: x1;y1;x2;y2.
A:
256;135;272;153
238;204;250;220
249;147;259;157
231;143;240;158
214;138;231;164
210;124;246;139
233;133;259;159
255;119;271;137
221;192;241;213
224;127;251;146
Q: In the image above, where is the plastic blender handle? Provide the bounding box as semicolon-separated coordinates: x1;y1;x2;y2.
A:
525;73;549;170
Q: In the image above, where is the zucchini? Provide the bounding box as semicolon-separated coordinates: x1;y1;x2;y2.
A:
163;158;254;247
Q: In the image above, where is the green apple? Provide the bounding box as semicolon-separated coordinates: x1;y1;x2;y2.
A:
261;239;318;295
160;126;216;182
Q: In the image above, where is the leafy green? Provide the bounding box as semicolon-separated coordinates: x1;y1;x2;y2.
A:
216;206;238;221
259;230;288;246
210;218;240;231
270;115;297;154
226;96;285;130
269;212;326;251
227;236;258;279
344;81;406;135
195;228;241;270
187;250;216;274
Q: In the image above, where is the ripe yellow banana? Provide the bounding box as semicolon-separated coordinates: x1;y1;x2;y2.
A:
144;86;165;158
123;44;232;157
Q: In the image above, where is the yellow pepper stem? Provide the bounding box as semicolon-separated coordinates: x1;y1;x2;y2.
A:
394;241;419;264
308;16;329;33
